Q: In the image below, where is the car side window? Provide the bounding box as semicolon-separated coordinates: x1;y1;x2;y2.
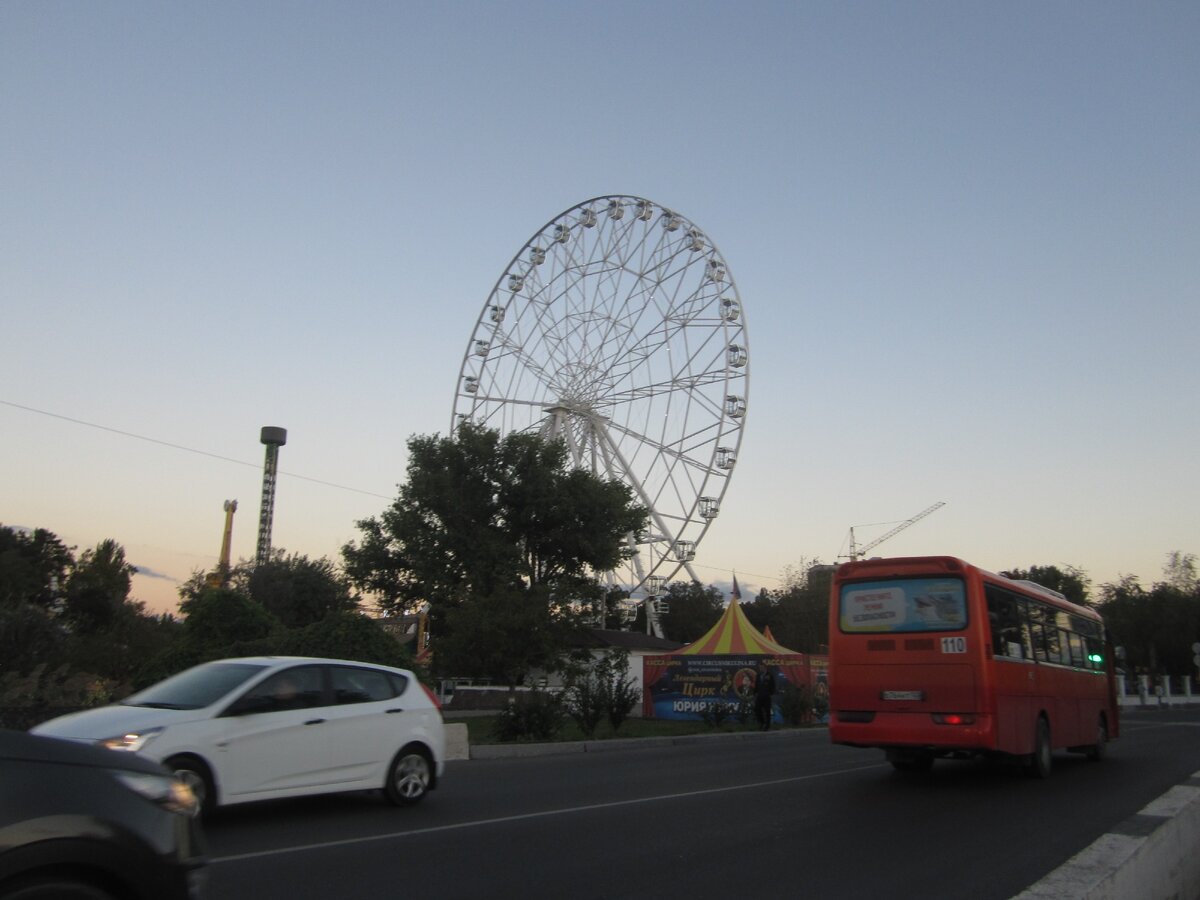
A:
238;666;326;714
331;666;401;705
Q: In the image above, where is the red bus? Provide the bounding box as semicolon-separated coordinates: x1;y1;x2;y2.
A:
828;556;1118;776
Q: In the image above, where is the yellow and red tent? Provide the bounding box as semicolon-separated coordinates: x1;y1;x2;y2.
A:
642;597;827;720
678;598;799;655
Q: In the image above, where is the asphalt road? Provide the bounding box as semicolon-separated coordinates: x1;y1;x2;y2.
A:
204;707;1200;900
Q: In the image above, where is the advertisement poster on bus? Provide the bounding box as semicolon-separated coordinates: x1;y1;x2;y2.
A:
839;577;967;633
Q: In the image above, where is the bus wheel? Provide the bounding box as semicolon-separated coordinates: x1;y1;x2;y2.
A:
1026;717;1052;779
1085;717;1108;762
887;749;934;773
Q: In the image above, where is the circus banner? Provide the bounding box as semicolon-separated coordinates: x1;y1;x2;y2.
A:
643;654;810;722
641;594;826;721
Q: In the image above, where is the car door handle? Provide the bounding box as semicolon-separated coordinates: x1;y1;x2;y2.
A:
304;718;326;725
385;708;405;714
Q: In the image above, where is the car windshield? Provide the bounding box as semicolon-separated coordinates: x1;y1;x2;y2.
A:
123;661;269;710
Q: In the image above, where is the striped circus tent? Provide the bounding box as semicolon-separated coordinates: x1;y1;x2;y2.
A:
641;580;828;720
678;597;800;655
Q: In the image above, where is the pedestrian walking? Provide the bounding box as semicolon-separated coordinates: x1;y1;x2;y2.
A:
754;661;776;731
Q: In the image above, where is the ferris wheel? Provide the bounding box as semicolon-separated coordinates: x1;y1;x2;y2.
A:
452;195;748;629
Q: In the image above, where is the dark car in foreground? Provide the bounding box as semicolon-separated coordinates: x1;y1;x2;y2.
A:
0;729;206;900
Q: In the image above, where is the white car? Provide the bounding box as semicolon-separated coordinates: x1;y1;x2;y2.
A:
32;656;445;815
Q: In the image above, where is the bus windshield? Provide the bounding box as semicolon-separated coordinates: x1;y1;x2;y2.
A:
839;576;967;634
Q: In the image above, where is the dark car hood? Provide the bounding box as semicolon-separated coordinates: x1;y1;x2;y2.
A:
0;729;168;776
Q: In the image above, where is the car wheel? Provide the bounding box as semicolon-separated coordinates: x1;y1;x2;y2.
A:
1026;717;1052;779
384;748;432;806
1;877;116;900
166;755;216;817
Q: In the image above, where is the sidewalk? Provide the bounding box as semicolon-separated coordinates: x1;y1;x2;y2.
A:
443;721;821;761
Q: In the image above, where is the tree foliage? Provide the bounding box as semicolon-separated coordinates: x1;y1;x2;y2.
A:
0;526;176;686
273;611;413;668
343;423;646;614
0;525;72;610
1097;556;1200;678
739;562;833;654
561;649;640;738
999;564;1092;606
342;424;648;682
63;539;138;633
650;582;724;643
432;584;581;684
241;551;358;628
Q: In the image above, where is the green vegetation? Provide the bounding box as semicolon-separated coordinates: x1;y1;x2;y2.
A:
0;524;410;727
4;430;1198;729
342;423;647;684
463;711;807;746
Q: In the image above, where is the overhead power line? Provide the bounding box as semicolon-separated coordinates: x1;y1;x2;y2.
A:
0;399;393;500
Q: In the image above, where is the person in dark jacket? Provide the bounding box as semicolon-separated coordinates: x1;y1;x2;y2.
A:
754;661;776;730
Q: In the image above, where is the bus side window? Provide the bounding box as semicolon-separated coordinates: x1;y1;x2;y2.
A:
986;587;1024;659
1027;603;1051;663
1067;632;1085;668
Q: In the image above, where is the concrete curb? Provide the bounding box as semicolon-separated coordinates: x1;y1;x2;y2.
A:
465;726;822;760
1012;771;1200;900
444;723;469;760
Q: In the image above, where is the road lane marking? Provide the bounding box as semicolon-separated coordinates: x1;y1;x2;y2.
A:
211;762;884;864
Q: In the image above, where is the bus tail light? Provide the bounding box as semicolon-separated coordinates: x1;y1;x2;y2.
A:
931;713;975;725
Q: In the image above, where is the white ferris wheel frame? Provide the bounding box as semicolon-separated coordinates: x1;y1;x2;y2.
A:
451;195;748;627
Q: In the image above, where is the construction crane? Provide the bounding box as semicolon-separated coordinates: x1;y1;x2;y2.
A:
846;501;945;561
205;500;238;588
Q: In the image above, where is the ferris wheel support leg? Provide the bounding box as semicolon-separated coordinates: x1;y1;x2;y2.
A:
594;422;683;572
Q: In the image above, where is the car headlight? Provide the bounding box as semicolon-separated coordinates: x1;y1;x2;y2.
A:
112;770;201;817
99;727;163;752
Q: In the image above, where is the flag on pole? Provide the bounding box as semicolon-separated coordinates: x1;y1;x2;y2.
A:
731;573;742;602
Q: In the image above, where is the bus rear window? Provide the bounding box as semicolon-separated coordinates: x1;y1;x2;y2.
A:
839;577;967;634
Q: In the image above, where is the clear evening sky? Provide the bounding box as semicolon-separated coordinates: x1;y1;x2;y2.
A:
2;2;1196;616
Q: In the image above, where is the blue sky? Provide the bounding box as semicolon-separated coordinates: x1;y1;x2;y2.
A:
2;1;1197;615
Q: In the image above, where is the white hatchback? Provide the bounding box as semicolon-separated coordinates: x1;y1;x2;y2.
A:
32;656;445;815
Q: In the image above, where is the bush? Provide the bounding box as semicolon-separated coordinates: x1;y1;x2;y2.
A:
562;665;606;738
561;649;641;738
275;611;415;669
492;690;565;742
699;701;738;728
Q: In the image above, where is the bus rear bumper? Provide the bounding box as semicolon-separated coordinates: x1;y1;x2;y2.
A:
829;711;996;752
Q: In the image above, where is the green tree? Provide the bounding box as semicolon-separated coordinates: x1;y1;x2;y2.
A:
342;424;647;681
740;588;775;633
0;525;72;610
756;561;833;654
432;584;581;684
174;587;281;664
62;539;137;633
237;551;358;629
561;648;640;737
651;581;724;643
0;602;61;677
342;423;647;615
1163;552;1198;592
275;610;414;669
1097;554;1200;679
1000;564;1091;605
